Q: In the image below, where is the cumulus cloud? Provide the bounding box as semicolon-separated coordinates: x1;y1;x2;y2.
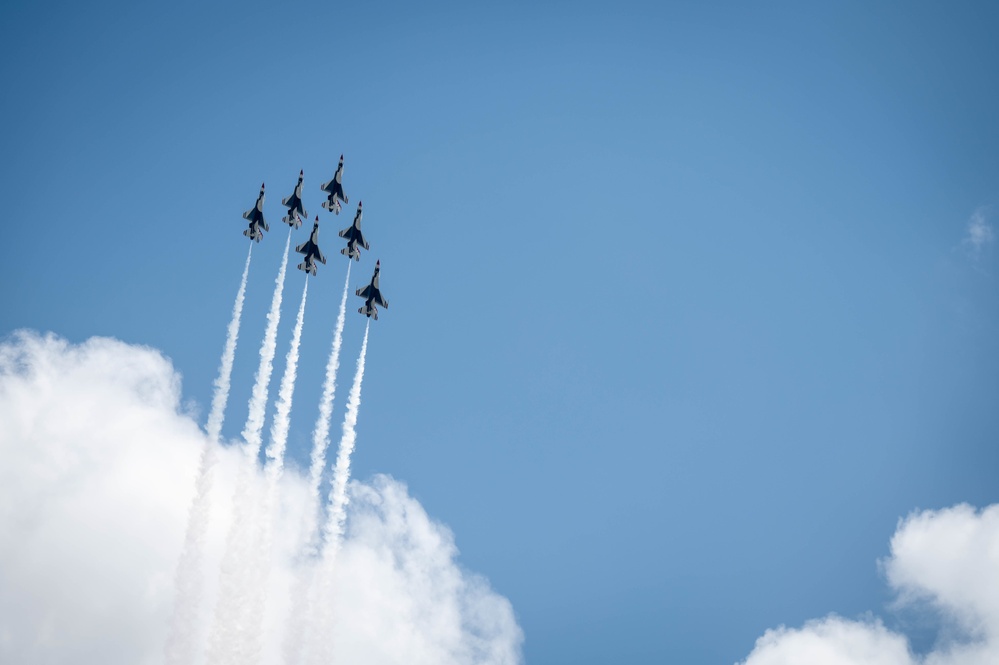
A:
739;504;999;665
965;208;994;254
0;331;522;665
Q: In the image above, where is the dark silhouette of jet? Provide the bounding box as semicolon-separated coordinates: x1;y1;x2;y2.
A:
338;201;369;261
281;170;307;228
321;154;348;214
296;216;327;275
242;183;268;242
356;260;388;319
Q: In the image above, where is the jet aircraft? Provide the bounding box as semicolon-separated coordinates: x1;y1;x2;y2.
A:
281;170;308;228
296;216;327;275
321;154;348;214
356;260;388;319
338;201;369;261
242;183;268;242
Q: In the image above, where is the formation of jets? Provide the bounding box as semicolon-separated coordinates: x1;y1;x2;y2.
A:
239;155;389;320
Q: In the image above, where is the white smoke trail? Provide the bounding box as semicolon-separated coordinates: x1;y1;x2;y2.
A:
165;244;252;665
242;229;292;458
283;263;351;665
305;322;371;665
206;232;291;665
265;276;309;476
307;262;352;549
239;276;309;665
323;321;370;556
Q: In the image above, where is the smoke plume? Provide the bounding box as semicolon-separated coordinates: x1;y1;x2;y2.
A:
165;243;251;665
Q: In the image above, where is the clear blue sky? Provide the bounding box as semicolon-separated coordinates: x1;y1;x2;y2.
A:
2;1;998;662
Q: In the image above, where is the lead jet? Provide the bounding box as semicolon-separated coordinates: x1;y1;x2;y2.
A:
356;260;388;319
338;201;369;261
281;170;308;228
321;154;348;214
296;216;327;275
242;183;268;242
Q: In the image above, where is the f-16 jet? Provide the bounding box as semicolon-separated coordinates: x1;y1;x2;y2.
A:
338;201;369;261
296;216;327;275
356;260;388;320
321;154;348;214
281;170;308;228
242;183;268;242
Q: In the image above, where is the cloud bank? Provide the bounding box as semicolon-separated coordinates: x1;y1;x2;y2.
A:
0;331;522;665
739;504;999;665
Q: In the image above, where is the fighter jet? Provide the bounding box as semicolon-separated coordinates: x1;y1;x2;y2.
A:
356;260;388;319
321;154;348;214
242;183;268;242
338;201;369;261
281;170;308;228
296;216;327;275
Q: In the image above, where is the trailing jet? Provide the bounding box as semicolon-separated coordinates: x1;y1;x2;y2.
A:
281;170;308;228
321;154;348;214
356;260;388;319
242;183;268;242
338;201;369;261
296;216;327;275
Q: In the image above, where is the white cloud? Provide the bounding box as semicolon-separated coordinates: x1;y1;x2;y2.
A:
739;505;999;665
965;208;994;253
0;331;522;665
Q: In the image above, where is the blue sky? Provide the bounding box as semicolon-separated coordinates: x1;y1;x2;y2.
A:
2;1;998;663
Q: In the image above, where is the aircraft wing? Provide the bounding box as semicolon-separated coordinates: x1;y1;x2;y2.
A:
357;229;369;250
317;246;326;264
295;240;311;254
374;290;388;309
356;284;371;299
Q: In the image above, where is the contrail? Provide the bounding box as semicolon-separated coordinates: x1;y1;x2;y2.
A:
283;263;351;665
206;232;291;665
305;321;371;665
165;244;251;665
